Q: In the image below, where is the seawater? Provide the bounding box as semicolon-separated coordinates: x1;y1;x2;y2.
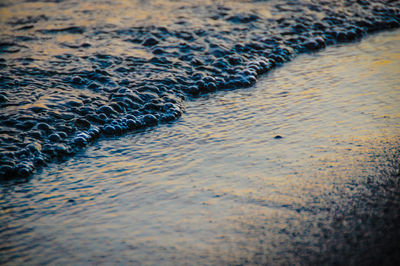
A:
1;30;399;265
1;0;400;178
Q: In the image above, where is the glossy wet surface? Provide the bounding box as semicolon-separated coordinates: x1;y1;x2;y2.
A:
1;30;399;265
1;0;400;178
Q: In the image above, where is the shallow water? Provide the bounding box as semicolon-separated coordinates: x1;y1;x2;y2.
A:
1;30;400;264
1;0;399;178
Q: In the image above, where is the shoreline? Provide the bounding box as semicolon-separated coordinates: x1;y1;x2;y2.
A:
1;0;400;179
1;26;399;264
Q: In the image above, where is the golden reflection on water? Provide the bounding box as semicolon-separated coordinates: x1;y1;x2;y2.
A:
0;0;399;261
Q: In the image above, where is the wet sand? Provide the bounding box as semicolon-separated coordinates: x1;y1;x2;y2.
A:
1;29;399;265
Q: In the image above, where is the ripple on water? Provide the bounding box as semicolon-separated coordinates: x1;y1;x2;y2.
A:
1;0;400;178
0;29;399;264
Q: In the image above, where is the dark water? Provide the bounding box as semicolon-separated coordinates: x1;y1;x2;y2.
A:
1;0;400;178
1;30;399;265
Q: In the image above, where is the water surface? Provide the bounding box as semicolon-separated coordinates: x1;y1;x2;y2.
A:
1;0;399;178
1;30;400;265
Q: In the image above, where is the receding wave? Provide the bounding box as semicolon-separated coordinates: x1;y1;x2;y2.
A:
0;0;400;178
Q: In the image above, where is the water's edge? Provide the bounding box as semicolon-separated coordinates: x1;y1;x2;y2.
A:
1;28;399;265
1;0;400;179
